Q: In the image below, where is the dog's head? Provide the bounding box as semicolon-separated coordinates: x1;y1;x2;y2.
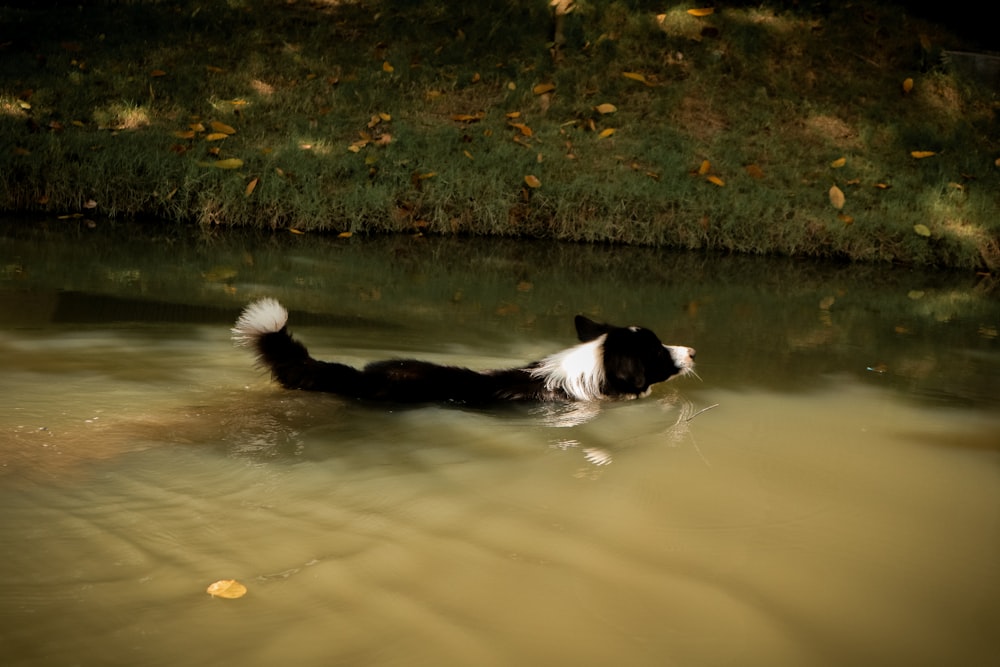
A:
575;315;696;398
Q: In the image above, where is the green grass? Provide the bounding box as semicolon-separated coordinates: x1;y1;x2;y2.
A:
0;0;997;268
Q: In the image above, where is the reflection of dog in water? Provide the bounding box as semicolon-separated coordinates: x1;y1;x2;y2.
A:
233;298;695;406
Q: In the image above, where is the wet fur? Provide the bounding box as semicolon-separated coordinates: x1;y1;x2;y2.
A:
233;298;695;405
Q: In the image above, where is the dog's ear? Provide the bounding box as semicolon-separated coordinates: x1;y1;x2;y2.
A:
574;315;611;342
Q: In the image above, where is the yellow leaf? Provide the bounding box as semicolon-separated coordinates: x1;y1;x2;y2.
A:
622;71;647;83
417;172;436;180
205;65;224;73
189;122;206;132
910;151;936;159
913;224;931;237
687;8;715;17
532;82;555;95
594;103;617;115
338;231;352;238
205;132;229;141
837;212;854;225
830;156;847;168
829;184;846;209
450;112;484;123
174;130;196;139
524;174;541;188
382;61;394;72
697;160;711;175
874;182;891;189
598;128;615;139
463;150;473;160
510;122;533;137
378;112;391;121
212;158;244;170
206;580;247;599
706;175;725;186
505;111;521;119
245;177;258;196
902;77;913;94
289;228;304;234
210;121;236;135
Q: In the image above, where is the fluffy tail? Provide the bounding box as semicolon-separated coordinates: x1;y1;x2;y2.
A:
232;298;346;391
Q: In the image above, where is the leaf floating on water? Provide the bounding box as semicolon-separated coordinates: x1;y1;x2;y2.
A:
524;174;541;188
913;224;932;237
910;151;936;159
206;579;247;599
829;184;846;209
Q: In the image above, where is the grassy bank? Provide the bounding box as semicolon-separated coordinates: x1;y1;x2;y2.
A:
1;0;997;268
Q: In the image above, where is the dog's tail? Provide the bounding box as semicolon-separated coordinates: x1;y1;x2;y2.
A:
232;298;330;390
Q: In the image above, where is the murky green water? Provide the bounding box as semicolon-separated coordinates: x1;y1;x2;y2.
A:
2;220;998;666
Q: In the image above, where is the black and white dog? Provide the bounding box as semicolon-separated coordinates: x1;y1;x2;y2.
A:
232;298;695;405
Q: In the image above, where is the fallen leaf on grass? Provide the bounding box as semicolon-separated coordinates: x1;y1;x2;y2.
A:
532;82;555;95
687;8;715;17
910;151;936;159
524;175;541;188
697;160;711;175
207;158;244;169
509;122;533;137
622;72;647;83
150;69;167;77
830;156;846;168
706;175;725;186
210;121;236;135
598;128;615;138
245;177;258;196
206;580;247;599
913;224;931;237
594;103;617;115
902;77;913;94
382;61;394;73
829;184;846;209
205;132;229;141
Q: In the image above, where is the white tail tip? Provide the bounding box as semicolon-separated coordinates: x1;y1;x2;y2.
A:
231;298;289;346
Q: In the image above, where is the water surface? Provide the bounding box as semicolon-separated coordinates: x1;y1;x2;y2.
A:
2;221;998;666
